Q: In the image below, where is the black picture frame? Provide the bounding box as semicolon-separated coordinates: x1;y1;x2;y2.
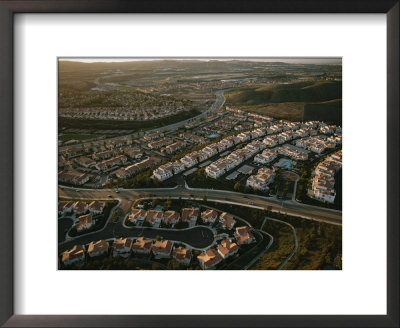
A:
0;1;398;327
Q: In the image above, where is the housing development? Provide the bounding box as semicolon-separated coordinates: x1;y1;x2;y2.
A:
58;58;342;270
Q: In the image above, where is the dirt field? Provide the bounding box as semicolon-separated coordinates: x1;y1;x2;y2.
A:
236;102;305;121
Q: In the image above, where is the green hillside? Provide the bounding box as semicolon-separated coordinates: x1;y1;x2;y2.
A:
303;99;342;125
225;81;342;105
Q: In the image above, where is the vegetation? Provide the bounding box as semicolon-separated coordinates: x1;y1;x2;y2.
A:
225;81;342;106
303;99;342;125
58;108;202;131
225;80;342;124
253;218;342;270
195;200;342;270
58;134;100;143
73;256;164;270
186;168;237;191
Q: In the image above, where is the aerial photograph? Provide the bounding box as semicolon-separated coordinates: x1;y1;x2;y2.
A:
58;58;342;270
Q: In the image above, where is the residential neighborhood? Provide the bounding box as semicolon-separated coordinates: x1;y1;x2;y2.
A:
58;58;342;271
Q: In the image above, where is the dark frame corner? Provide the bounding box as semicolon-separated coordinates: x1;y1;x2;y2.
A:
0;1;398;327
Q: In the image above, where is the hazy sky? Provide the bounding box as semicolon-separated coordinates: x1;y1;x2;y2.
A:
60;57;341;65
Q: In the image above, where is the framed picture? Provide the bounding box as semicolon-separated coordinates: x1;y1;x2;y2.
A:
0;1;398;327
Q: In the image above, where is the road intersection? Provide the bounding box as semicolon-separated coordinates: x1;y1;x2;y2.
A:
59;183;342;226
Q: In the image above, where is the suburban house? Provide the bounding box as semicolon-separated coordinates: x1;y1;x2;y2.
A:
254;149;277;164
131;237;153;255
201;209;219;224
217;239;239;259
197;248;223;270
163;141;185;154
234;226;255;245
73;201;89;215
88;201;105;215
128;208;147;224
172;246;192;266
75;213;93;232
171;161;185;174
58;201;74;216
180;153;198;168
122;146;143;159
152;240;174;259
310;150;342;204
87;240;109;258
144;132;164;141
181;208;199;225
95;155;128;171
112;238;133;258
153;164;174;181
58;171;89;186
75;156;96;168
148;137;173;150
219;212;236;230
163;211;180;226
61;244;85;267
246;168;276;192
92;150;116;161
145;210;164;226
205;162;226;179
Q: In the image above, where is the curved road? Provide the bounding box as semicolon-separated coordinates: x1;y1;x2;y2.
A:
59;224;214;253
59;184;342;226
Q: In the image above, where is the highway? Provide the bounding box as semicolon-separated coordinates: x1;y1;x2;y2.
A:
59;184;342;226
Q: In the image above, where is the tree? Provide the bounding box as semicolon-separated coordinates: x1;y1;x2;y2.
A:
164;198;172;210
203;195;207;202
234;183;240;191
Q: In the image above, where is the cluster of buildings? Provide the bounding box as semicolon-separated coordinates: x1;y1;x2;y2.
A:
197;226;255;269
161;140;186;154
59;91;189;122
58;171;90;186
246;168;276;191
295;134;342;154
254;148;277;164
128;207;199;227
152;118;333;182
58;200;106;233
276;145;309;161
205;139;266;178
128;207;238;230
61;237;193;267
58;200;105;216
309;150;342;203
113;156;161;179
148;137;174;150
60;136;135;160
201;210;236;229
59;135;149;186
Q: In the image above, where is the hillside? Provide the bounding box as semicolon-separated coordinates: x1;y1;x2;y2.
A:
225;81;342;124
225;81;341;105
303;99;342;125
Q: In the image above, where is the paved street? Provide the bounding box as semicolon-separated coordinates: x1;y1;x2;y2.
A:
59;224;214;253
59;184;342;226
